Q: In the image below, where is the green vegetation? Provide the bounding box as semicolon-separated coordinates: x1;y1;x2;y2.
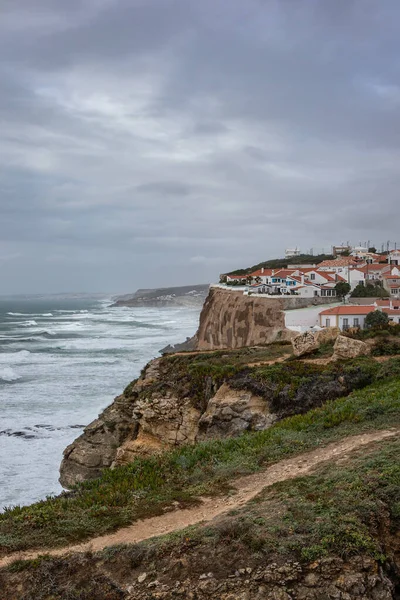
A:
173;436;400;564
1;373;400;555
365;310;390;329
226;254;334;276
371;338;400;356
345;322;400;341
4;437;398;600
334;281;351;297
350;282;389;298
136;350;398;419
133;343;292;408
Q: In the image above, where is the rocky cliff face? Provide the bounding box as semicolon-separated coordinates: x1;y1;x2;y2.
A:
59;348;382;489
195;287;289;350
59;358;276;488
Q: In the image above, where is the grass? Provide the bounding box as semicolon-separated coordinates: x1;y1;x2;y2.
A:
129;345;400;420
1;375;400;555
4;437;399;600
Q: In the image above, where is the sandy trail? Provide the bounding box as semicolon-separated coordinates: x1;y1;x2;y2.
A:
1;428;397;568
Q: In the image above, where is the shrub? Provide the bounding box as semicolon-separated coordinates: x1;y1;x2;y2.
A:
365;311;390;329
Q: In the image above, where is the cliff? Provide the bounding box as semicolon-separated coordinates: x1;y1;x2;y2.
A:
194;286;290;350
59;348;389;488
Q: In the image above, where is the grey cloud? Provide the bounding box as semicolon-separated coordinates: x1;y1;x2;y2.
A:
0;0;399;293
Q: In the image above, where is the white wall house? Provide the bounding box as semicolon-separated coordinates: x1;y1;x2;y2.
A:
348;268;366;290
319;306;375;330
388;250;400;266
382;267;400;297
383;309;400;324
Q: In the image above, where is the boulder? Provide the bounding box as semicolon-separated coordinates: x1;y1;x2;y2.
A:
197;383;276;439
292;327;340;357
333;335;370;360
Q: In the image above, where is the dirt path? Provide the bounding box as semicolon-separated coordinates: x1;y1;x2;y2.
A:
1;428;397;568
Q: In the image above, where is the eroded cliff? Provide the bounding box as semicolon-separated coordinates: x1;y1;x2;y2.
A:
59;347;390;489
195;286;289;350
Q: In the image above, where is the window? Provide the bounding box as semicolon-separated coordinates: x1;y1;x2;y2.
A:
353;318;359;327
310;273;315;280
326;318;331;327
343;318;349;330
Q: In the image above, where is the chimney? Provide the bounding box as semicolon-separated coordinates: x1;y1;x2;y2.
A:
261;267;264;274
272;269;275;276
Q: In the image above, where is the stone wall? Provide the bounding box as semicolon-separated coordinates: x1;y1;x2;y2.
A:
282;296;341;310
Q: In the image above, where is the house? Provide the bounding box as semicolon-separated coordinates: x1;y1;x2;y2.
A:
317;257;362;272
348;267;366;289
357;263;390;283
291;282;337;298
382;267;400;297
319;306;375;330
374;299;400;324
388;249;400;266
285;247;301;258
248;268;273;284
333;245;351;257
226;274;247;284
382;308;400;324
247;282;274;294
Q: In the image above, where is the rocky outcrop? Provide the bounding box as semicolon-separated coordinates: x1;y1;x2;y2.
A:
123;556;396;600
333;335;370;360
197;383;276;439
292;327;340;357
195;287;290;350
60;360;270;489
60;394;138;489
60;345;380;488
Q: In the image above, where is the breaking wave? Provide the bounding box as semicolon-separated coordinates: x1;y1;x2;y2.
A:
0;367;21;382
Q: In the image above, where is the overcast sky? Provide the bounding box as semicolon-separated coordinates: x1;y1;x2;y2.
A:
1;0;399;293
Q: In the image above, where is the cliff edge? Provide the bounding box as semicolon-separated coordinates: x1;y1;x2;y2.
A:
195;286;290;350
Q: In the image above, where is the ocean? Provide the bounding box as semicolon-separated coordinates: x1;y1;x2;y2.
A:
0;295;200;509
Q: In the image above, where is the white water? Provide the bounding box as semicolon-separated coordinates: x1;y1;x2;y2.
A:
0;296;200;509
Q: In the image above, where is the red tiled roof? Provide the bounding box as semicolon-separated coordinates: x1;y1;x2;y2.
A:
249;269;273;277
319;306;375;316
273;269;297;277
358;264;388;273
318;258;362;268
383;308;400;315
376;299;400;307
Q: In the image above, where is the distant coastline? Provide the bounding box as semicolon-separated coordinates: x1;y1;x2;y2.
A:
111;284;209;308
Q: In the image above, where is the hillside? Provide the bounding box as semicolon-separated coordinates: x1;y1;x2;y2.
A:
226;253;335;275
111;284;209;308
0;392;399;597
1;328;400;598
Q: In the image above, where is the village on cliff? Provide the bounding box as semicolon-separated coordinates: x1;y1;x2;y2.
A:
218;243;400;332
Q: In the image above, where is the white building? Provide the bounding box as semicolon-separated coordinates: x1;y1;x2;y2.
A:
319;305;375;330
285;247;301;258
388;250;400;266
